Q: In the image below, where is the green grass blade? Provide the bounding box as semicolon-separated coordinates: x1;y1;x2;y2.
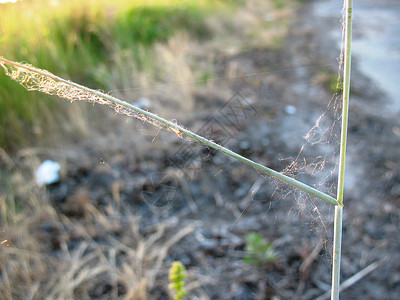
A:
0;57;338;206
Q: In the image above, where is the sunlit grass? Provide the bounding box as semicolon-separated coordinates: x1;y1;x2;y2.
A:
0;0;232;150
0;0;230;63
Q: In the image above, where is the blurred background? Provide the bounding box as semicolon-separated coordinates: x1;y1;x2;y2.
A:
1;0;399;299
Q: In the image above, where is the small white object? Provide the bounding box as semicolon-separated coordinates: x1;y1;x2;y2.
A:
239;141;250;150
35;160;60;186
284;105;297;115
134;97;151;108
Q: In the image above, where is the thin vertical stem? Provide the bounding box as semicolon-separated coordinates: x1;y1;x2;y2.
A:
337;0;353;207
332;0;353;299
331;205;343;299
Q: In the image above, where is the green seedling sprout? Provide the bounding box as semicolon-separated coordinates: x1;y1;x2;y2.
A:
243;232;277;267
169;261;187;300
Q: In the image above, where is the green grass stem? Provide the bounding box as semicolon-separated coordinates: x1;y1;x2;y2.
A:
331;0;353;298
331;205;343;299
0;57;338;206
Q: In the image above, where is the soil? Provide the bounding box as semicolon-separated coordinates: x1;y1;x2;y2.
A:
14;1;399;299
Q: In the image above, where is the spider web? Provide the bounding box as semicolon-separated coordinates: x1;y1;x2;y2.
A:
229;2;347;266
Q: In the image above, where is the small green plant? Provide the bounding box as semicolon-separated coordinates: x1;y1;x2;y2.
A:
243;232;277;267
169;261;187;300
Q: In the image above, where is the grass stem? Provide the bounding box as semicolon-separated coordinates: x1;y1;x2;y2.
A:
0;57;338;206
331;205;343;300
331;0;353;298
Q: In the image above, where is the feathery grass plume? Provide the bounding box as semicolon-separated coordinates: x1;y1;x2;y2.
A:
0;57;338;206
0;57;176;135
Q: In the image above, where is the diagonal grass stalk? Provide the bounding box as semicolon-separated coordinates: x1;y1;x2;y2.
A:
0;56;338;206
331;0;353;299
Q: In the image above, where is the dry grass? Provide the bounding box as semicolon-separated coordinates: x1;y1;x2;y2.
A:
0;153;195;299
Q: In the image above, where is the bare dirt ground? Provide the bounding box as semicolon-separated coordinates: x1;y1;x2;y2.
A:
1;1;399;299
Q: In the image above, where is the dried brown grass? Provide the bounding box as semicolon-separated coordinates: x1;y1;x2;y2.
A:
0;154;194;299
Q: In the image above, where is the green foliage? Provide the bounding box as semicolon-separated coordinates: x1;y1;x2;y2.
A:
196;67;213;85
0;0;224;151
271;0;286;10
243;232;277;267
48;10;110;83
114;5;210;47
0;70;56;149
169;261;187;300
